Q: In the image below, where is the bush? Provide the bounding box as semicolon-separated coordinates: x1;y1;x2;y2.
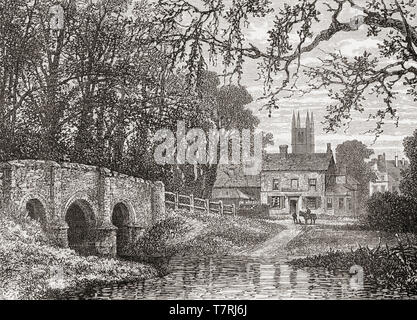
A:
129;216;191;259
364;192;417;233
237;204;269;218
0;215;156;299
290;238;417;293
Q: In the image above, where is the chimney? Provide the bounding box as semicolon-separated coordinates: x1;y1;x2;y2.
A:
279;145;288;155
395;153;398;167
402;158;406;166
326;143;332;154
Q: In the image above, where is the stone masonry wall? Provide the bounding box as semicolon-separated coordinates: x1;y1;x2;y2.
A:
0;160;166;257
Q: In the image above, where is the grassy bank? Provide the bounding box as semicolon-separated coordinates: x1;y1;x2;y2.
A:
287;222;417;293
130;209;284;258
286;222;400;256
0;215;157;300
290;239;417;293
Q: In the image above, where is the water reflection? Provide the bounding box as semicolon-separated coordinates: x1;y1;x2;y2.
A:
72;256;417;300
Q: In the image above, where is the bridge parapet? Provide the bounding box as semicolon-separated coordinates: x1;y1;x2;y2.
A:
0;159;165;257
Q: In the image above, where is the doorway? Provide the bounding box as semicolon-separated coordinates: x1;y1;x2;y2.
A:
289;199;298;215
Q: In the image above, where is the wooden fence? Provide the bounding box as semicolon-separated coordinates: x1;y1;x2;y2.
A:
165;192;236;216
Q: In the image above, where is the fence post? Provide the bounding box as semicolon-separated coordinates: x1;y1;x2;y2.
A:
174;192;179;210
219;200;223;215
232;203;236;216
206;199;210;214
189;194;194;213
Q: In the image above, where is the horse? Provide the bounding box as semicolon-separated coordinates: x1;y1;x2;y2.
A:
299;210;317;225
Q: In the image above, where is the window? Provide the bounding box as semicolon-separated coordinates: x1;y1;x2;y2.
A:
381;185;386;192
347;198;352;210
308;179;317;191
306;197;318;209
339;198;344;209
372;186;378;194
291;179;299;190
327;197;333;209
271;196;280;208
272;179;280;190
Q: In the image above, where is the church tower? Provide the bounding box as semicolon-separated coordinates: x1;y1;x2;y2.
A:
291;111;315;154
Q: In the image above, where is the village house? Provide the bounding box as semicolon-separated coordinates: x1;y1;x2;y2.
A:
369;153;408;195
212;111;360;217
260;111;359;217
212;164;261;207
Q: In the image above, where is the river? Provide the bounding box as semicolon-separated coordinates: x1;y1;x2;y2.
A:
67;254;417;300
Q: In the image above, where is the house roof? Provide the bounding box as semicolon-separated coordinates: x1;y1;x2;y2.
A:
213;164;260;188
368;157;408;182
326;183;355;195
263;152;334;171
346;175;360;187
212;188;253;200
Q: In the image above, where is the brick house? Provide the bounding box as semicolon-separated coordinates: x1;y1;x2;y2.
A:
261;144;337;217
260;144;359;217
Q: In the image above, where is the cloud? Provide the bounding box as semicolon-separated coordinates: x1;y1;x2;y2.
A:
337;38;381;57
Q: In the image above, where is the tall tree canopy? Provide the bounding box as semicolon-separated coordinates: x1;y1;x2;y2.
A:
0;1;263;195
400;129;417;198
336;140;376;210
153;0;417;136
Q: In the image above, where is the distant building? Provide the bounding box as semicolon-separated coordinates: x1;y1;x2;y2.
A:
369;153;408;195
291;111;315;154
212;164;261;207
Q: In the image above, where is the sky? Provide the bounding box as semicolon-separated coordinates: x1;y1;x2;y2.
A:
208;0;416;160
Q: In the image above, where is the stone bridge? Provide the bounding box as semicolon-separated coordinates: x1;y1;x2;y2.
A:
0;160;166;257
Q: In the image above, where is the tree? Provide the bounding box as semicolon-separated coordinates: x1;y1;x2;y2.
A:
400;129;417;198
169;71;260;198
153;0;417;136
336;140;376;210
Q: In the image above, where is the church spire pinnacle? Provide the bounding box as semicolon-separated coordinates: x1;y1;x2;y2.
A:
292;111;296;129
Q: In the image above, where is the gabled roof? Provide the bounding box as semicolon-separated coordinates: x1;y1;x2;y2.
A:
263;152;334;171
326;183;355;195
212;188;253;200
213;164;260;188
368;158;408;182
346;175;360;187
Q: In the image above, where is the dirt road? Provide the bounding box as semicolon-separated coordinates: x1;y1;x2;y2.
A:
240;219;304;257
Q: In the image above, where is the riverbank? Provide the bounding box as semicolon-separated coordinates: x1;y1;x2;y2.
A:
130;209;285;259
285;222;401;256
0;216;157;300
286;221;417;294
1;209;284;299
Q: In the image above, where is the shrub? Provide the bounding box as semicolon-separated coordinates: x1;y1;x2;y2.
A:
237;204;269;218
364;192;417;233
130;216;190;258
0;215;156;299
290;238;417;293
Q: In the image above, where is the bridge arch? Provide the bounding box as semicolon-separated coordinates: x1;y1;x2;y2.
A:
64;196;97;256
111;200;135;256
18;194;49;229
